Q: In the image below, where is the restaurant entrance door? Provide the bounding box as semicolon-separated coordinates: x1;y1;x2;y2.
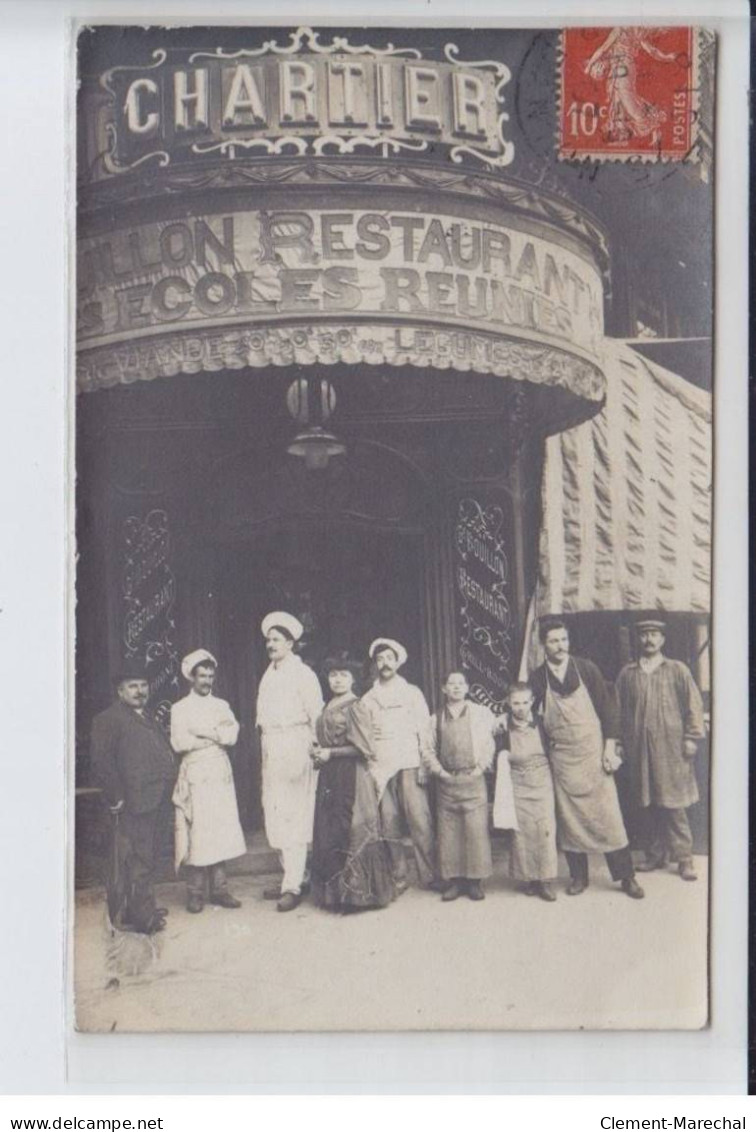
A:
215;520;426;831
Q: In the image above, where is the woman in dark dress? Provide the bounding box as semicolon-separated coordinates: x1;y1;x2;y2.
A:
310;653;395;913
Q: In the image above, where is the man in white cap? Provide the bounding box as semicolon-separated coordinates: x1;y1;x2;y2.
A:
255;612;324;912
171;649;246;913
357;639;438;894
617;618;706;881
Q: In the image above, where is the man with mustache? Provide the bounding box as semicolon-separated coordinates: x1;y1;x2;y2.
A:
90;658;176;934
616;618;705;881
357;639;438;894
531;617;644;900
255;611;324;912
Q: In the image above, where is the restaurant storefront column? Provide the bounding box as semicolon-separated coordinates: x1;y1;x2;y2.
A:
76;25;611;829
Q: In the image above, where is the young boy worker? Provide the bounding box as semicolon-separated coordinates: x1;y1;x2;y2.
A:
427;671;510;901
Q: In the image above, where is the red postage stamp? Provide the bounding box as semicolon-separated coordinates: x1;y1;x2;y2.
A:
558;26;700;162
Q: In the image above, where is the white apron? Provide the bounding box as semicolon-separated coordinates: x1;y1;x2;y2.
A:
173;745;246;869
261;723;317;851
543;673;628;854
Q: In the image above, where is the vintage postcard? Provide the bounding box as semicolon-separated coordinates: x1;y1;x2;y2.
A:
73;22;714;1032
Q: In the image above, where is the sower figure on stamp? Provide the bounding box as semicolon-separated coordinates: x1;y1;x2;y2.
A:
255;612;324;913
90;658;176;935
531;617;645;900
427;672;504;902
171;649;246;913
616;619;706;882
358;639;439;895
496;681;559;903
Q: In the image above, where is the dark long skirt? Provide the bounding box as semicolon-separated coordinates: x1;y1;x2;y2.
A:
311;756;396;911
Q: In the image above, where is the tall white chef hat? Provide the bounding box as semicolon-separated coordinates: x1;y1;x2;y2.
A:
261;611;304;641
369;638;408;669
181;648;218;681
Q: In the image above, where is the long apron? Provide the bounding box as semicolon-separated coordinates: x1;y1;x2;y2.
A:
261;723;317;851
543;674;628;854
173;746;246;869
436;773;492;880
508;728;558;881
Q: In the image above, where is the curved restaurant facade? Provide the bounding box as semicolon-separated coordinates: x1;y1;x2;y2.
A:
74;25;711;846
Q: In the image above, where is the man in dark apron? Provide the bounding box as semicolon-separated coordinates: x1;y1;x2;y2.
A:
530;617;644;900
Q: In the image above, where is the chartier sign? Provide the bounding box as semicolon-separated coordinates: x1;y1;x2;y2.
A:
78;26;608;402
93;26;514;175
76;205;605;395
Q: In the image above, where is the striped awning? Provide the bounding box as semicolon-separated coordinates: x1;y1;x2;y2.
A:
533;338;712;618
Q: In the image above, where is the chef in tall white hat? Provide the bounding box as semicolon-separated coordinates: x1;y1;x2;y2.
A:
255;611;324;912
171;648;246;913
358;637;439;894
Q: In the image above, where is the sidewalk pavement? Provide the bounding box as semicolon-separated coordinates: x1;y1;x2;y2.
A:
74;854;708;1033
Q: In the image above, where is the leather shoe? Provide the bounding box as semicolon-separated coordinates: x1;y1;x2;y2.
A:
210;892;242;909
536;882;557;902
636;858;665;872
146;914;167;934
441;883;461;902
427;879;445;893
186;894;204;914
678;859;698;882
466;881;485;901
621;877;645;899
277;891;301;913
566;879;588;896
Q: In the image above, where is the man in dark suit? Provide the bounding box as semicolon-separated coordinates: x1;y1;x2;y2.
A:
90;659;176;934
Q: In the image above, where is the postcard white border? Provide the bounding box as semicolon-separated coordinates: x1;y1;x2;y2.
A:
0;0;748;1095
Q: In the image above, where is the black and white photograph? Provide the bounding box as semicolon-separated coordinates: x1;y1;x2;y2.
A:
72;20;714;1033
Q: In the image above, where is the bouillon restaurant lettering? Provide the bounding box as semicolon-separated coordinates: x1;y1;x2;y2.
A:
77;208;604;359
99;27;514;171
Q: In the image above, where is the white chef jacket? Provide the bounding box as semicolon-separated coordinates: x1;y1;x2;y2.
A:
360;674;432;795
255;652;323;735
170;691;246;869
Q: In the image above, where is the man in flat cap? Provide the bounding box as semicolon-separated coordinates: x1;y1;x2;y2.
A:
90;658;176;934
255;612;324;912
357;638;438;894
531;617;644;899
171;649;246;913
617;619;706;881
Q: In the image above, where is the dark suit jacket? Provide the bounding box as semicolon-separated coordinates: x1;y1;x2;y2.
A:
530;656;619;740
90;700;176;813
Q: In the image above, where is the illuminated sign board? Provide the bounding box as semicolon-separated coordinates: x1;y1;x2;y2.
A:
89;27;514;174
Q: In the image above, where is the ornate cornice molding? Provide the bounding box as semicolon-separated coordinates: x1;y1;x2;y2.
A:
78;157;609;265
